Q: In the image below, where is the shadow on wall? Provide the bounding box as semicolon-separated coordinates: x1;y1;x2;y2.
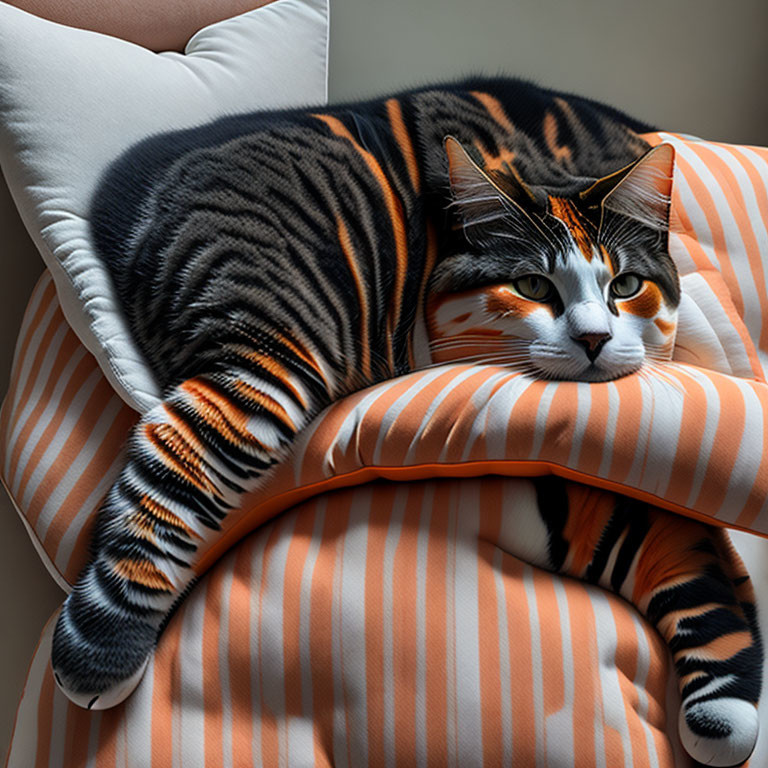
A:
328;0;768;147
0;170;43;393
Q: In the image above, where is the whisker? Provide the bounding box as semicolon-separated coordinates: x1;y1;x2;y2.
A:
430;333;530;344
637;362;686;395
429;338;529;351
417;351;535;372
429;341;529;352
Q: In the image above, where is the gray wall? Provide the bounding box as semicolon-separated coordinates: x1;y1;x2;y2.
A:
2;0;768;754
328;0;768;145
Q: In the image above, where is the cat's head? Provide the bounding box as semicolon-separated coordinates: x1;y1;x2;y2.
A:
426;138;679;382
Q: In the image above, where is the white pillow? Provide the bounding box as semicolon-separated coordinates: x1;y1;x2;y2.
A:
0;0;329;412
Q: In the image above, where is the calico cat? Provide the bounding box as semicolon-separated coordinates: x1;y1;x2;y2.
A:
51;78;761;766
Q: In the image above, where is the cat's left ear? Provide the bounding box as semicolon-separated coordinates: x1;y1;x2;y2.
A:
581;143;675;231
444;135;539;224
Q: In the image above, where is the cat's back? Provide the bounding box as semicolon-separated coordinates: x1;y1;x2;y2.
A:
88;77;653;384
90;76;653;287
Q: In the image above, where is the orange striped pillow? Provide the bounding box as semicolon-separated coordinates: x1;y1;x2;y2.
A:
647;132;768;370
0;273;138;588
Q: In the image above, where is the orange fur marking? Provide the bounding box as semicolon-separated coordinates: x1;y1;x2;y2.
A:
630;516;713;605
622;283;662;318
474;140;518;174
139;495;201;539
271;330;331;393
598;245;616;276
675;631;753;662
485;286;545;319
548;197;595;261
337;215;372;380
543;112;573;165
680;670;708;689
471;91;516;134
313;113;407;370
181;379;264;451
467;93;520;172
113;557;175;592
231;379;297;432
161;402;204;452
126;509;158;543
240;351;307;408
656;602;728;640
562;485;615;576
385;98;420;192
144;422;214;491
127;505;201;545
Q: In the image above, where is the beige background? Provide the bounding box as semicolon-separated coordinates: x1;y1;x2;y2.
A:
2;0;768;755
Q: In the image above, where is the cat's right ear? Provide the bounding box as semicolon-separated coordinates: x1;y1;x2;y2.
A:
580;143;675;232
444;136;539;231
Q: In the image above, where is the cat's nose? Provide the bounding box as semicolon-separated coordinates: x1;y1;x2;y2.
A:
572;332;611;363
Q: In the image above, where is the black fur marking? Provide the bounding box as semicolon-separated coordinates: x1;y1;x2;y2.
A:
584;510;627;585
609;501;649;592
532;476;569;570
647;565;738;625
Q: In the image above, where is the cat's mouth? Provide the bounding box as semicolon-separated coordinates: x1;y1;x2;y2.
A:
568;361;643;382
527;340;647;382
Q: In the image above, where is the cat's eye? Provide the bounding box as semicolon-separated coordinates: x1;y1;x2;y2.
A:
610;273;643;299
513;275;555;302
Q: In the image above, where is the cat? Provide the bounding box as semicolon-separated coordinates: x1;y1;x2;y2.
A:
51;77;761;766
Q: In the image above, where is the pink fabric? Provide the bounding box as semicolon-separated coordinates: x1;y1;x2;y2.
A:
5;0;275;51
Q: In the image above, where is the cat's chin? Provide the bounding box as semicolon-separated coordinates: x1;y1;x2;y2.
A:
573;363;642;382
533;361;644;383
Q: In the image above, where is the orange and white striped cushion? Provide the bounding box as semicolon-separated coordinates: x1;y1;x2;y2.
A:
6;478;692;768
0;272;137;589
647;132;768;369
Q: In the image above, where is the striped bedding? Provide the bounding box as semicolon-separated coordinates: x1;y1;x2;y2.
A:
7;478;689;768
3;131;768;766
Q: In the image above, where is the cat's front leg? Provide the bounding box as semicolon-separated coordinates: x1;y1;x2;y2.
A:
51;367;314;709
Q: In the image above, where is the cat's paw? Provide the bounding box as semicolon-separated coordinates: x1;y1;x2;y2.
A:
53;656;150;710
51;587;157;709
678;698;759;767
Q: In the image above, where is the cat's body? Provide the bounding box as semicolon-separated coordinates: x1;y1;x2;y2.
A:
52;78;761;766
90;78;653;392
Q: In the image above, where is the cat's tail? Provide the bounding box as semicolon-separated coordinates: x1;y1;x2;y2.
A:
637;524;762;767
545;480;762;767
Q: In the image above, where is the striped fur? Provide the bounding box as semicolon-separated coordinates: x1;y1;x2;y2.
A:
47;78;761;765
